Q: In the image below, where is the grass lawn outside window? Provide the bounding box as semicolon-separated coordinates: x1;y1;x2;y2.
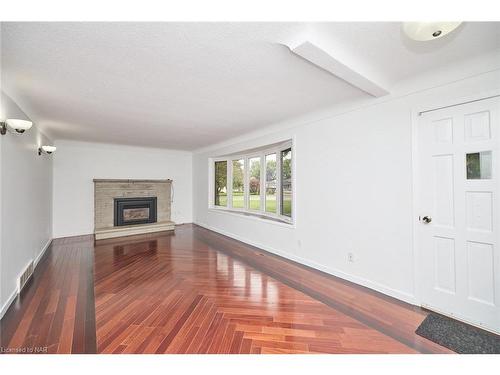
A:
217;192;291;214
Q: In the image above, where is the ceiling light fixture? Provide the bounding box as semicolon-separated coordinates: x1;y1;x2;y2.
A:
0;118;33;135
38;145;57;156
403;22;462;41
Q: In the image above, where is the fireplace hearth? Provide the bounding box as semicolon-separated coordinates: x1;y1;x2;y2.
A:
114;197;157;226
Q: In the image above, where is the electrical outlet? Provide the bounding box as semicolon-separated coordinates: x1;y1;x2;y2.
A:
348;252;355;262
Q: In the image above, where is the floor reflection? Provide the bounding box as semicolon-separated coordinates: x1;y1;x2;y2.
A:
112;239;158;259
214;251;280;305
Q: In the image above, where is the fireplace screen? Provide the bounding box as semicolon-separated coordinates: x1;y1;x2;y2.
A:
114;197;157;226
123;207;150;221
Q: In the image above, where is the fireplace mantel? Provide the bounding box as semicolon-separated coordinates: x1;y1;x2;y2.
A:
93;179;174;240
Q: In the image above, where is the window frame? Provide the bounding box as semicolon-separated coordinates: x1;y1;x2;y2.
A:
210;140;293;224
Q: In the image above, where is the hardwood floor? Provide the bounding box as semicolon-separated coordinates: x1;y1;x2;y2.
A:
0;235;96;354
1;224;453;354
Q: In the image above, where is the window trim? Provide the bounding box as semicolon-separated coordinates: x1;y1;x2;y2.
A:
210;140;293;224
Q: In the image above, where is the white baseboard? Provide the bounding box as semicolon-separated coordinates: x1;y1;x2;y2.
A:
0;290;17;320
34;238;52;267
194;221;417;306
0;238;53;320
53;231;93;239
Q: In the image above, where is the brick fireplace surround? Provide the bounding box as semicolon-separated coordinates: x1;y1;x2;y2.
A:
93;179;175;240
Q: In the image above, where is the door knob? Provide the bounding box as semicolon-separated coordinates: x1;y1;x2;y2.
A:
421;215;432;224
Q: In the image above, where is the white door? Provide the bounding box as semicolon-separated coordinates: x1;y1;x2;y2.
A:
417;96;500;334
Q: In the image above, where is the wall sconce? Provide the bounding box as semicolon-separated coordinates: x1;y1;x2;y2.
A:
38;145;57;156
0;119;33;135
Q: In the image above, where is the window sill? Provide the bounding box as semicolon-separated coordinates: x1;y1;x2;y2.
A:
208;208;294;228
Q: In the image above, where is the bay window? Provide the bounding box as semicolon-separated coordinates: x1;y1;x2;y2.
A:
211;140;293;223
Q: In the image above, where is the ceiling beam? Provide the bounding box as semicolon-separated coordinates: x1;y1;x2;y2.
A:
290;41;389;98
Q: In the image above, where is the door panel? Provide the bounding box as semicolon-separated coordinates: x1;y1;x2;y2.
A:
467;241;495;305
417;96;500;333
433;154;455;227
466;191;493;232
464;111;491;142
434;236;456;294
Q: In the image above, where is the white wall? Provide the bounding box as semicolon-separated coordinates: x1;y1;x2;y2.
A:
0;92;53;317
193;69;500;305
52;140;193;238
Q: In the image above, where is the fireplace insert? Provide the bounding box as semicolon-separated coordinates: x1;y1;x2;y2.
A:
114;197;157;226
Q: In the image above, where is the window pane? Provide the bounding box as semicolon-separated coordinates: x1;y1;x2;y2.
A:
281;148;292;217
214;161;227;206
265;154;277;213
467;151;492;179
249;157;261;210
232;159;245;208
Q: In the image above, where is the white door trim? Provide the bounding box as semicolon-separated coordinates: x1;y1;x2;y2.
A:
411;88;500;308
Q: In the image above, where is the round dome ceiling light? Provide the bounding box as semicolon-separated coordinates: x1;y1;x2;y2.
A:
403;22;462;41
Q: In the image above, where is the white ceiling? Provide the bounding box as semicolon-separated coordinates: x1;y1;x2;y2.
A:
1;22;499;150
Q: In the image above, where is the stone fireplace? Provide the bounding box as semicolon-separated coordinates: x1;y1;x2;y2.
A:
94;179;174;240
